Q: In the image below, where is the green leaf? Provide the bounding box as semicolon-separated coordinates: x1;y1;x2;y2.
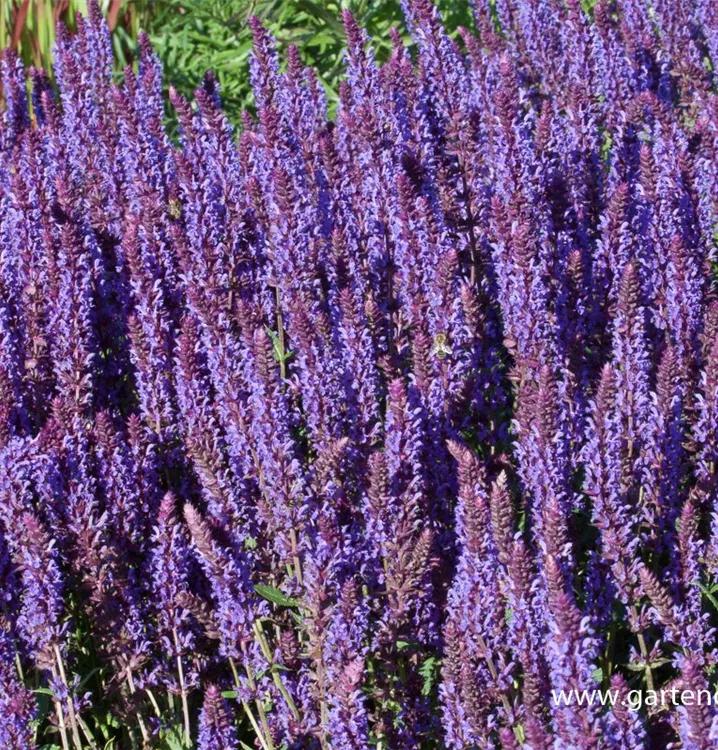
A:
32;687;58;697
95;709;121;740
254;584;300;608
222;689;238;699
698;582;718;613
265;326;294;364
649;657;673;669
418;655;440;697
162;726;188;750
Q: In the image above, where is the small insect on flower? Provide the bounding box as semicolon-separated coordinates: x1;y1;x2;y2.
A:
168;198;182;219
431;333;452;359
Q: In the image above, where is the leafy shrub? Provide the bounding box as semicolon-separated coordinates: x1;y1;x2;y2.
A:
143;0;473;122
1;0;718;749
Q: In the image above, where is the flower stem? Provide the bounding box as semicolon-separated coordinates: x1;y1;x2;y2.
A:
51;664;71;750
230;657;273;750
253;619;300;722
55;645;83;750
126;667;150;746
172;629;192;747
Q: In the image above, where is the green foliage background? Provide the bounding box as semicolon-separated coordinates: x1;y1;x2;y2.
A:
3;1;474;125
142;0;473;123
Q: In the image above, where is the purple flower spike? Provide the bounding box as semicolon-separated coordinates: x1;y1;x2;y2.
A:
184;503;259;659
12;512;67;671
198;684;239;750
0;627;36;749
0;1;717;745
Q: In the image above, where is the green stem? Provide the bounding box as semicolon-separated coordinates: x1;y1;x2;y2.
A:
275;287;287;380
145;688;162;718
55;645;83;750
254;620;300;722
51;664;71;750
630;606;655;692
604;618;618;682
173;630;192;747
78;717;99;750
289;528;303;586
126;667;150;746
477;634;513;720
230;658;272;750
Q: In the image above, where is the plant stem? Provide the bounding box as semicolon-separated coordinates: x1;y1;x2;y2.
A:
55;645;83;750
173;629;192;747
275;286;286;379
15;650;24;680
289;528;302;586
629;605;655;692
51;664;71;750
126;667;150;746
78;716;99;750
604;618;618;682
477;634;513;719
230;658;272;750
145;688;162;717
241;646;275;750
253;619;300;722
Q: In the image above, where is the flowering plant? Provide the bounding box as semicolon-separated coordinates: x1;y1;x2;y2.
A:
1;1;718;747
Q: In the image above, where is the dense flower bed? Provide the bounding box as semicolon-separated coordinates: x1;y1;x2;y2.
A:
1;0;718;747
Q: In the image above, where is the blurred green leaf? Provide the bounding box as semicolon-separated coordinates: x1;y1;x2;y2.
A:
32;687;58;697
255;583;300;607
